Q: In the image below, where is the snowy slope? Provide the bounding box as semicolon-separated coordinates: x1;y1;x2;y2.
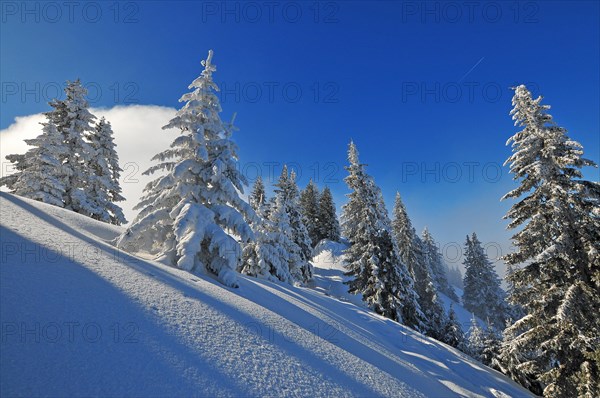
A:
312;240;486;331
0;192;531;397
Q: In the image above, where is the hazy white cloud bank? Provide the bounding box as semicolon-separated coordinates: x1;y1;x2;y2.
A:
0;105;178;223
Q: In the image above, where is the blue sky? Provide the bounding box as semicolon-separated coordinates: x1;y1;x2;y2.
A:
2;1;599;272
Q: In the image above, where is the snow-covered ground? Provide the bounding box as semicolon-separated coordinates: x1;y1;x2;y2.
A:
0;192;531;397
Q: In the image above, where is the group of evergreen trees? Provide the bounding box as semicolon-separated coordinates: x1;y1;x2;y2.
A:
242;171;341;284
340;141;464;346
1;80;126;225
299;180;341;245
3;49;597;396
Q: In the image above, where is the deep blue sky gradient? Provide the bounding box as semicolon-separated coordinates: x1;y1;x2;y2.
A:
2;1;599;269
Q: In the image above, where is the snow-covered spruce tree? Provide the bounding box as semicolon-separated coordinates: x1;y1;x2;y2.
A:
85;117;126;225
341;141;422;328
466;315;485;361
318;186;341;242
272;166;313;283
48;79;100;215
248;176;267;212
392;192;445;337
462;233;507;329
441;304;466;351
299;179;321;246
7;121;67;207
241;181;295;284
116;50;254;288
480;323;501;367
497;85;600;397
421;227;459;302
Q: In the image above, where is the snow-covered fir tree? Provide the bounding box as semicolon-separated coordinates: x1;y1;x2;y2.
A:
48;79;99;215
272;166;313;283
318;186;341;242
466;315;486;361
299;179;321;246
462;233;507;328
5;120;67;207
392;192;445;337
440;304;465;351
421;228;459;302
85;117;126;225
116;50;254;288
342;141;423;329
497;85;600;397
241;181;295;284
480;323;501;367
248;176;267;212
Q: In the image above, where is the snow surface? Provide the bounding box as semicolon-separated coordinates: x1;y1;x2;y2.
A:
0;192;531;397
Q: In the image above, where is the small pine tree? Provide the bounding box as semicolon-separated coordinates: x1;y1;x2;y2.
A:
441;304;466;351
318;186;341;242
480;323;501;367
117;50;254;287
462;233;507;329
421;227;459;302
299;179;321;246
241;188;295;284
248;176;267;212
466;315;485;361
272;166;313;283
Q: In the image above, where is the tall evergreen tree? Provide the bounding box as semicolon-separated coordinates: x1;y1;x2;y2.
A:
318;186;341;242
117;50;254;287
462;233;507;328
342;142;422;329
497;85;600;396
299;179;321;246
272;166;313;283
421;227;459;302
85;117;126;225
392;192;445;336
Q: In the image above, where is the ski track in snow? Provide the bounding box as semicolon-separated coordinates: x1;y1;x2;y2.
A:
0;193;532;397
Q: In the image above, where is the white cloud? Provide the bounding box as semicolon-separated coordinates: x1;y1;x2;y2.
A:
0;105;178;224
